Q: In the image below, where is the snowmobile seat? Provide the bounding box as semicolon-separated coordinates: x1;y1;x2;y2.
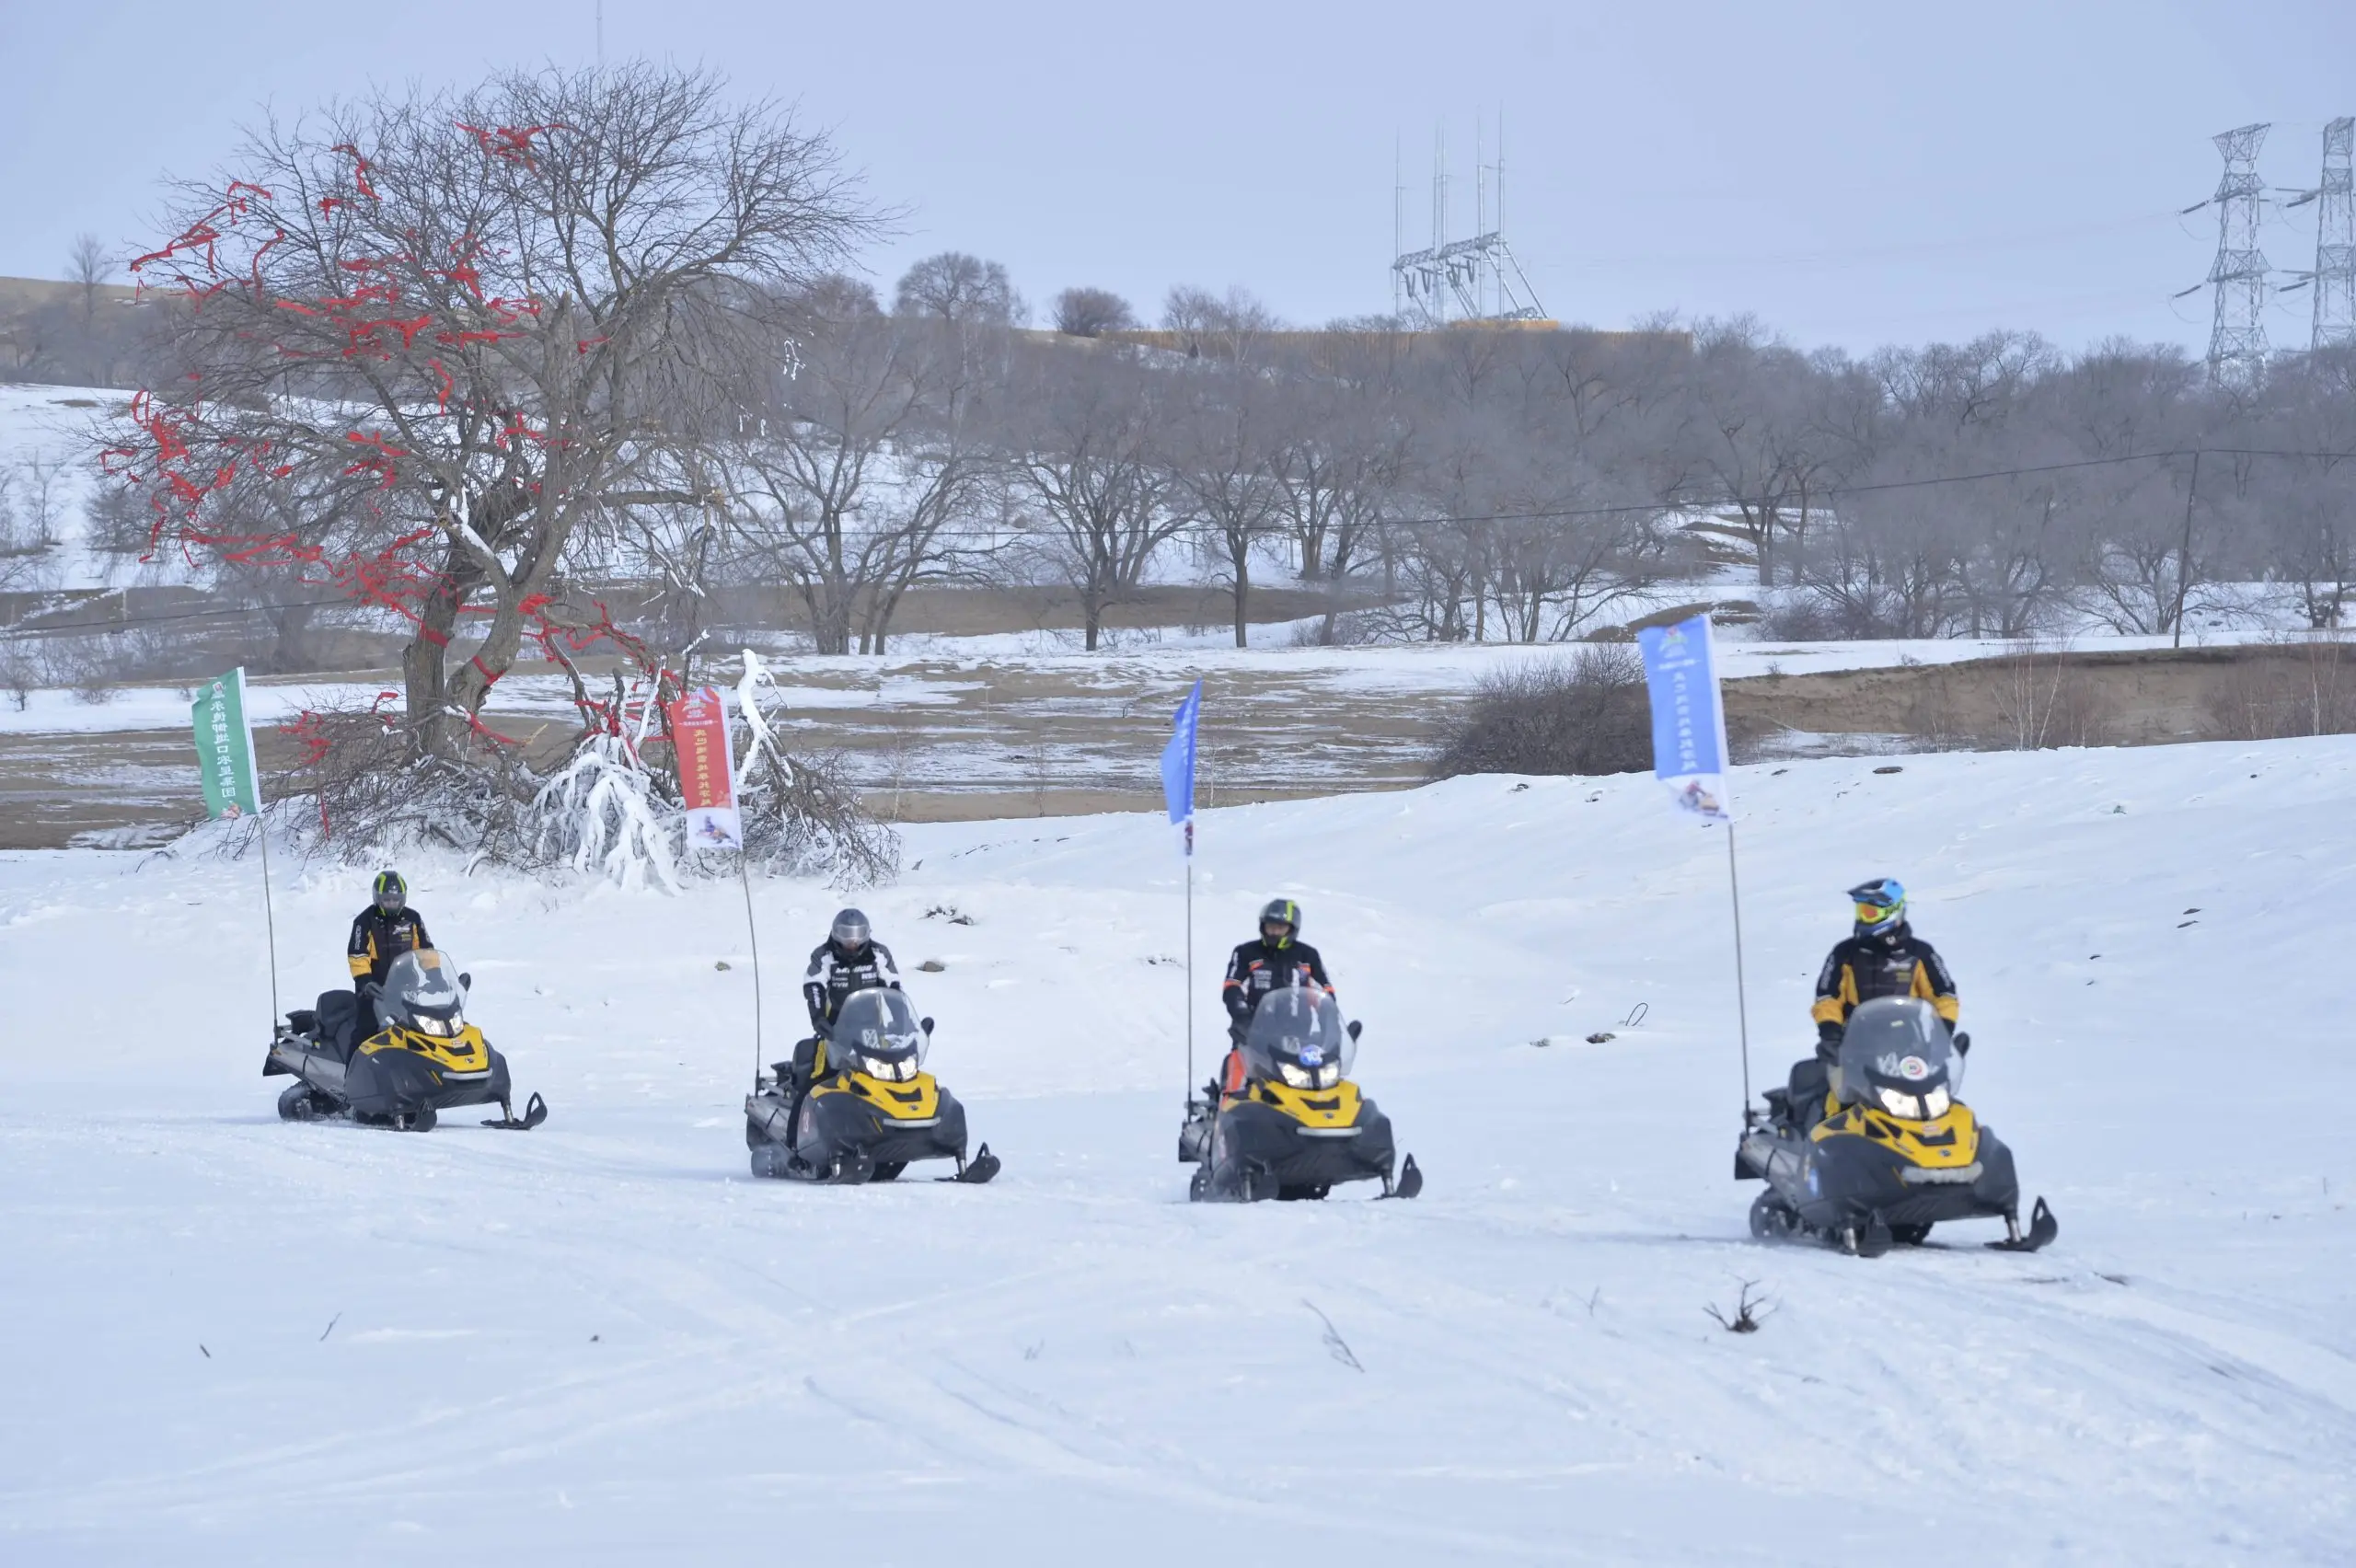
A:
313;990;363;1062
285;1009;318;1036
1784;1057;1833;1132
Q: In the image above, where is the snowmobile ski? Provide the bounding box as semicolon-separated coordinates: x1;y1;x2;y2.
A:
481;1092;549;1131
1380;1153;1424;1199
1984;1197;2059;1252
939;1143;1000;1183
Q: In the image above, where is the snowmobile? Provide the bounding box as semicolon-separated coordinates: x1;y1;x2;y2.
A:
265;949;547;1132
1736;996;2054;1256
1184;986;1422;1203
744;986;998;1184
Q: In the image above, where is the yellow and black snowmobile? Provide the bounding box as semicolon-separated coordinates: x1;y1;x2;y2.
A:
1186;986;1421;1203
744;986;998;1184
265;949;547;1132
1737;996;2052;1256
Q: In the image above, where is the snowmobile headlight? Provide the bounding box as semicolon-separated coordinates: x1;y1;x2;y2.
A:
1923;1085;1951;1118
1276;1061;1315;1090
1876;1086;1924;1120
863;1053;914;1082
414;1014;457;1038
1314;1064;1341;1090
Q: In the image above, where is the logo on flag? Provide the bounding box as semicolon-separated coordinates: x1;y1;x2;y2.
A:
666;686;744;851
1635;613;1731;823
1161;679;1202;852
191;668;262;821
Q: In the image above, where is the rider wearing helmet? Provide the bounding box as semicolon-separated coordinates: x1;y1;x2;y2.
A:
1809;878;1958;1061
785;907;905;1135
347;870;432;1039
802;907;902;1035
1216;898;1335;1096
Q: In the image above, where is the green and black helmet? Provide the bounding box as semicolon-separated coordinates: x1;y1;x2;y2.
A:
1259;897;1302;943
373;870;408;912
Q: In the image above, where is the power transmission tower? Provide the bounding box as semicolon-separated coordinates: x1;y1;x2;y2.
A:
2201;122;2273;381
1389;113;1548;329
2316;117;2355;350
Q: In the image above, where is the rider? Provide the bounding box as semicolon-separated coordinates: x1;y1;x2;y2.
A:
802;907;902;1035
346;870;432;1043
788;909;904;1113
1215;898;1335;1099
1784;878;1959;1120
1810;878;1958;1055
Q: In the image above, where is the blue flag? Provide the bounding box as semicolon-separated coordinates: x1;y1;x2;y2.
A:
1160;680;1202;839
1635;614;1730;822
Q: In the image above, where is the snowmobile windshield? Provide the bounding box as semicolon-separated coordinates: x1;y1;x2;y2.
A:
1243;986;1355;1091
1837;996;1961;1121
380;949;466;1037
830;987;928;1082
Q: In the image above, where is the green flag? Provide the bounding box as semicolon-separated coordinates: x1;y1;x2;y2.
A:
191;667;262;820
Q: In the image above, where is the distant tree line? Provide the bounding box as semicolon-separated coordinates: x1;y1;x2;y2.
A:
40;58;2356;728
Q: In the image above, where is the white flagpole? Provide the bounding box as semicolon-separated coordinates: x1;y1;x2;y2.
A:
1725;818;1753;1118
740;851;764;1089
1184;821;1195;1107
232;670;279;1029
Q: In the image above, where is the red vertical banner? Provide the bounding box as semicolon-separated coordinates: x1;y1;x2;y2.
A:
666;686;743;851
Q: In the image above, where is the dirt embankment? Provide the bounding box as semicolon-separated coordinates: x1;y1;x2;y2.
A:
1728;642;2356;752
6;640;2350;851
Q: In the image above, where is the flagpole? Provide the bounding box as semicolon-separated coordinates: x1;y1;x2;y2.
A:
739;851;763;1089
1725;817;1753;1119
1184;823;1195;1107
255;811;281;1029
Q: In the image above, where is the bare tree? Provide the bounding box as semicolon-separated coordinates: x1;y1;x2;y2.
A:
895;252;1023;329
1010;345;1180;649
714;286;993;654
110;64;874;755
1051;286;1135;339
1170;368;1284;646
1161;284;1282;363
67;235;110;326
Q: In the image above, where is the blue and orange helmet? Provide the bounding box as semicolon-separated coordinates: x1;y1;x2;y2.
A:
1848;878;1906;937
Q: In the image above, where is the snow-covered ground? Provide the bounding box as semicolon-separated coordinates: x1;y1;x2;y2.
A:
4;740;2353;1562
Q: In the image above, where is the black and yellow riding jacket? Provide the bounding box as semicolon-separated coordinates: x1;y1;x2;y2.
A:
1811;924;1958;1030
348;906;433;988
1221;936;1335;1026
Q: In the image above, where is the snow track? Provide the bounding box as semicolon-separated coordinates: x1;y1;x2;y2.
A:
5;742;2354;1562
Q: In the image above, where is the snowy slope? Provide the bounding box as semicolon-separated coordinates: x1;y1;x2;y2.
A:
3;742;2354;1563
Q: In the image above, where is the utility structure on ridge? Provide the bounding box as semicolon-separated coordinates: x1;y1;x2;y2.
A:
2313;117;2355;351
1391;116;1549;329
2185;122;2273;382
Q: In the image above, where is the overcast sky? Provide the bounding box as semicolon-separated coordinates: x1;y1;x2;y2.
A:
4;1;2352;356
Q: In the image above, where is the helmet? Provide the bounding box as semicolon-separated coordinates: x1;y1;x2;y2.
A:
830;907;872;951
1258;898;1302;941
373;870;408;912
1847;877;1906;937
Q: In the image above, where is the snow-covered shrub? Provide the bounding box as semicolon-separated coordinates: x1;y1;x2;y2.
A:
270;651;895;893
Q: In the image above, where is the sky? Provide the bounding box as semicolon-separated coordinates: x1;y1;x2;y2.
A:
3;0;2353;357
